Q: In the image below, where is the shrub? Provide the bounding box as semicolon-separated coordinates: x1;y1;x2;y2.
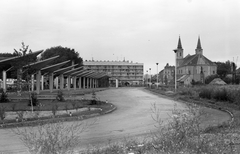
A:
51;104;58;117
16;111;25;121
0;106;6;120
212;88;228;101
56;90;64;101
13;121;91;154
11;104;17;111
199;87;212;99
0;91;9;103
28;92;38;106
90;90;97;105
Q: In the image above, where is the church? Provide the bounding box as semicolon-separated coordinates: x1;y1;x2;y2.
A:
175;37;217;85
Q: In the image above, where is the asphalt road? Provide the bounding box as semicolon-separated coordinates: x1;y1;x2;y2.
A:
0;87;231;153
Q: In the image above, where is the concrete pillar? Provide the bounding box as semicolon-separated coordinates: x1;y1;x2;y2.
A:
78;77;82;89
36;70;41;94
87;78;89;89
94;79;96;88
96;79;98;88
2;71;6;93
67;76;71;91
60;74;64;90
55;77;59;90
83;77;86;89
73;76;77;90
41;75;44;90
31;74;34;91
49;73;54;93
116;79;118;88
89;78;92;89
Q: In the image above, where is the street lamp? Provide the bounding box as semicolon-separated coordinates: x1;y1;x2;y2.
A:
146;70;148;86
149;68;151;83
173;49;178;92
156;63;159;88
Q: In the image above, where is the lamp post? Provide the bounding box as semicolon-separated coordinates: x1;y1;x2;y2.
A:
149;68;151;83
173;49;178;92
146;70;148;86
156;63;159;88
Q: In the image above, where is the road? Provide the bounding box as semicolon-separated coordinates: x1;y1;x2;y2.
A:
0;87;231;153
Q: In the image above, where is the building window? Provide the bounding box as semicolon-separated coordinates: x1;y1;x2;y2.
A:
213;71;215;74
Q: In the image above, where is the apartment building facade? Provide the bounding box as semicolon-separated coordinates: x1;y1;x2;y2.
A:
83;60;144;86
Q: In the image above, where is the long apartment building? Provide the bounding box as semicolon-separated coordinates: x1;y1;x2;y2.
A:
83;60;144;86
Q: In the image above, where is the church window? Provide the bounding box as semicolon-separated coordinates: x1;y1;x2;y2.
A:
213;71;215;74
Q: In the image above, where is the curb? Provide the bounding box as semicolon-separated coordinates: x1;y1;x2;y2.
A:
145;88;235;125
0;104;117;129
102;106;117;114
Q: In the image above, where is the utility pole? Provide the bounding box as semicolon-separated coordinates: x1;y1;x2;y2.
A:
156;63;159;89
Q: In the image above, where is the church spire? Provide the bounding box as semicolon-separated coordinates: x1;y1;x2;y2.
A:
195;36;203;55
197;36;202;49
177;36;183;49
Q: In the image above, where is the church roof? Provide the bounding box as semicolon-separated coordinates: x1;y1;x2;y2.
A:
180;54;216;67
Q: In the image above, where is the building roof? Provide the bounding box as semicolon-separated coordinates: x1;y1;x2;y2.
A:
180;54;216;67
209;78;226;85
177;74;190;83
84;60;143;66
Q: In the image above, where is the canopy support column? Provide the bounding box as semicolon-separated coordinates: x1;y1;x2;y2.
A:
67;76;71;91
36;70;41;94
83;77;85;89
73;76;76;90
49;73;54;93
2;71;6;93
60;74;64;90
78;77;82;89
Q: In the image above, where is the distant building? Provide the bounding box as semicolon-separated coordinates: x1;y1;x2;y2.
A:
162;63;175;85
175;36;217;85
83;60;144;86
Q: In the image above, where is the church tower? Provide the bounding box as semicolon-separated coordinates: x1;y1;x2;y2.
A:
195;36;203;55
176;36;184;67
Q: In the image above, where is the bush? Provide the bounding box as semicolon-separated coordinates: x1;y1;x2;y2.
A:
199;87;212;99
212;88;228;101
56;90;64;101
0;106;6;120
51;104;58;117
28;92;38;106
13;121;91;154
0;91;9;103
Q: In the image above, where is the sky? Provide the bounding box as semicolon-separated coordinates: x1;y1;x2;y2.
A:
0;0;240;74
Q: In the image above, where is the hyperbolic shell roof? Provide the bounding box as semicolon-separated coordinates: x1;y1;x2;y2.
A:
41;60;70;75
53;64;78;76
0;50;43;68
24;55;59;70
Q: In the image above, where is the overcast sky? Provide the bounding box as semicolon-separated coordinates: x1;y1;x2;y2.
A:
0;0;240;74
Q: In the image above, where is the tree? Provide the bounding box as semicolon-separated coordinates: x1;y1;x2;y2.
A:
205;74;219;84
215;61;231;78
215;60;237;84
41;46;83;67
